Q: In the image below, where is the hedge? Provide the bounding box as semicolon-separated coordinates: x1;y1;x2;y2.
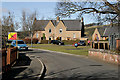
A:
62;40;79;45
41;40;52;44
23;38;39;44
40;40;88;45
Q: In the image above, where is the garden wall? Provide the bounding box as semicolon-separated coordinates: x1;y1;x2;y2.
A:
88;49;120;64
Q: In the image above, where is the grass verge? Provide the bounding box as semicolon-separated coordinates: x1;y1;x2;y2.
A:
27;44;91;56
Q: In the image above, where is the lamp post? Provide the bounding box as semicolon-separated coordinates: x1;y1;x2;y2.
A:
31;31;33;47
31;20;33;48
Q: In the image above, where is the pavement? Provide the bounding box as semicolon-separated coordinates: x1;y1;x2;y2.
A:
2;50;44;80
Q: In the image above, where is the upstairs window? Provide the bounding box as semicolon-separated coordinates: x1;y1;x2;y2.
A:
49;29;51;33
36;32;38;38
73;33;76;38
59;28;62;33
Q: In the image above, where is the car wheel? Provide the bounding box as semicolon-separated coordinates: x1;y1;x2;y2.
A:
25;47;28;50
59;43;61;45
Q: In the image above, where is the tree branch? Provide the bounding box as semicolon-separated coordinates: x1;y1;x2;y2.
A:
102;0;120;14
76;8;117;14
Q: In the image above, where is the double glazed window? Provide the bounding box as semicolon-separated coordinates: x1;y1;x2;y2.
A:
49;29;51;33
59;28;62;33
73;33;76;38
36;32;38;38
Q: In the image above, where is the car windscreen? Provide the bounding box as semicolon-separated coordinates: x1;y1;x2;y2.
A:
80;41;85;43
56;40;61;42
18;41;25;44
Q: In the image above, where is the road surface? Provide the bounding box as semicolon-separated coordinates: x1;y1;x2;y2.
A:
25;49;118;80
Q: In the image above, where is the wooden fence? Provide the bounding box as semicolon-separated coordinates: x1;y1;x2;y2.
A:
2;47;18;74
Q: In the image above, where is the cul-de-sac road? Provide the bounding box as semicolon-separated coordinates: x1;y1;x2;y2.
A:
25;49;118;80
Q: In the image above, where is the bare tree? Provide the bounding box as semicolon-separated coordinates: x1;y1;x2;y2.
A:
21;10;37;37
1;11;18;48
55;0;120;24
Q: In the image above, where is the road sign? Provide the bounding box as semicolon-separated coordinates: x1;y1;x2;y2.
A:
8;32;17;40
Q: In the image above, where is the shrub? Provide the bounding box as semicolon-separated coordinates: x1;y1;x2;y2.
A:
62;40;79;45
24;38;31;44
23;38;39;44
33;38;39;44
41;40;51;44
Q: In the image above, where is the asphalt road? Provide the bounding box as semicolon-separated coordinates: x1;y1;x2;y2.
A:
25;49;119;80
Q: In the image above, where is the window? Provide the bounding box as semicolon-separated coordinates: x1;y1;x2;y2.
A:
60;37;62;41
36;32;38;38
67;37;70;40
49;37;51;40
73;33;76;38
59;28;62;33
18;41;24;44
49;29;51;33
41;37;43;40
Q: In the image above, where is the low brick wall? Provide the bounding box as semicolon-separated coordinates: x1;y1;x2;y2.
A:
88;49;120;64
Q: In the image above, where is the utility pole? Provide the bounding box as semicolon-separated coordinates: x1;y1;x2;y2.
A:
31;20;33;48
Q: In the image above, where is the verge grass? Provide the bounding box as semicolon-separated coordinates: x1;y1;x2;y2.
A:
28;44;90;56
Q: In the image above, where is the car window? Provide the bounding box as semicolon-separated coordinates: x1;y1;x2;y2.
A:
56;40;59;42
18;41;25;44
80;41;84;42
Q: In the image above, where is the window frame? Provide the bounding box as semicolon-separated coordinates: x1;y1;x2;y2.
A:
59;28;62;33
73;33;76;38
49;29;51;33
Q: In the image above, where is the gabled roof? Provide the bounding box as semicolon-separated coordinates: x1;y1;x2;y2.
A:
97;27;107;36
103;25;119;36
35;20;49;31
62;20;82;31
35;20;82;31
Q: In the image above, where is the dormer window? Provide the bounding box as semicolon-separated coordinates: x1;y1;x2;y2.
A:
49;29;51;33
59;28;62;33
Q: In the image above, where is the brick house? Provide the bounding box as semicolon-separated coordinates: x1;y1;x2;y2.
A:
92;27;107;41
33;17;85;42
103;25;120;50
92;25;120;50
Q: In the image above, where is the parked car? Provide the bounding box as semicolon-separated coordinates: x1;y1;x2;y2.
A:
11;40;28;50
51;40;64;45
77;40;86;46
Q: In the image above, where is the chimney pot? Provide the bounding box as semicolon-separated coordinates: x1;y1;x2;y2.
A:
81;17;83;22
57;16;60;22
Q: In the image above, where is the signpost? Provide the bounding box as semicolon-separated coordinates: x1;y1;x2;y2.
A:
8;32;17;40
8;32;17;47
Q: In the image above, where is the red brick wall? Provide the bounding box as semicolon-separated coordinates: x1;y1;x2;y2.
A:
88;49;120;64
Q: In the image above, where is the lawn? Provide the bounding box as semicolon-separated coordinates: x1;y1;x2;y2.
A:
27;44;91;56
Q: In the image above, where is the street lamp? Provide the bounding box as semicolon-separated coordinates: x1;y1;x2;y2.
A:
31;20;33;48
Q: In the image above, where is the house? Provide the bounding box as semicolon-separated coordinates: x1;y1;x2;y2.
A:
92;25;120;50
103;25;120;50
33;17;86;42
92;27;108;41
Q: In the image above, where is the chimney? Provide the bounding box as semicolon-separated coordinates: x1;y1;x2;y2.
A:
81;17;83;22
56;16;60;22
81;17;84;37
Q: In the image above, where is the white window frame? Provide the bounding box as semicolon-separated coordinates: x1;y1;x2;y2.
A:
73;33;76;38
49;29;51;33
59;28;62;33
36;32;38;38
